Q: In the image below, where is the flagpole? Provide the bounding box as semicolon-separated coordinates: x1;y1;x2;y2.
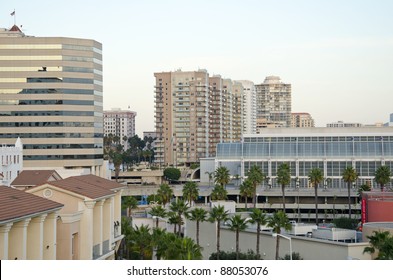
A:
14;9;16;26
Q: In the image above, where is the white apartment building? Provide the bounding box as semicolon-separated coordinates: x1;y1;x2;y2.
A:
104;108;137;150
0;138;23;186
291;112;315;128
236;80;257;134
255;76;292;128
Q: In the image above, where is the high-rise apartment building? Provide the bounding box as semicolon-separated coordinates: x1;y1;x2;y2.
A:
255;76;291;128
104;108;136;150
236;80;256;134
0;26;104;176
291;112;315;128
154;69;242;166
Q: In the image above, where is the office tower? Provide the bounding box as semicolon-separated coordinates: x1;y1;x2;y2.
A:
154;69;241;166
104;108;137;150
255;76;292;128
236;80;256;134
0;26;104;176
291;112;315;128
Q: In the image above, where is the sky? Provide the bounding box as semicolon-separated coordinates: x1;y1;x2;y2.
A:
1;0;393;136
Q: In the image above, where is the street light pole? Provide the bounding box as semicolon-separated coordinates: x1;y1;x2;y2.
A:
272;233;292;260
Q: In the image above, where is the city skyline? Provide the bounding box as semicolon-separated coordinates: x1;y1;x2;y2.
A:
1;0;392;136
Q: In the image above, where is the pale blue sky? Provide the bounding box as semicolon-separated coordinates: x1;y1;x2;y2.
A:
2;0;393;135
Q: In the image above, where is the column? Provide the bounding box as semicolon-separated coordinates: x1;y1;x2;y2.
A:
8;218;31;260
27;214;47;260
102;197;114;255
43;212;58;260
0;223;13;260
80;200;96;260
93;200;105;258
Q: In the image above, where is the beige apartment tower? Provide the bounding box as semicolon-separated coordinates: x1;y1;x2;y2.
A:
291;112;315;127
154;69;241;166
0;26;104;176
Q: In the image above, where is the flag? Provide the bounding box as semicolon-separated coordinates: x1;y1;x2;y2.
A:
10;11;15;16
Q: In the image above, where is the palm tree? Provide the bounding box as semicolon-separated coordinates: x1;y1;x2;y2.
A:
205;171;214;187
246;165;265;208
276;163;291;212
112;152;123;181
267;211;292;260
122;196;138;218
169;199;190;236
308;168;324;226
210;184;228;201
357;184;371;199
214;166;230;189
239;179;253;211
249;208;268;258
228;214;249;259
148;205;167;228
342;166;358;220
129;224;152;260
182;181;199;206
156;183;173;207
375;165;391;192
187;207;208;246
363;230;393;260
167;212;181;234
209;205;229;259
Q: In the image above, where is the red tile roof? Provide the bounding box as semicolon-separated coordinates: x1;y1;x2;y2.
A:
9;25;22;32
0;185;63;224
11;170;62;187
71;174;126;191
46;176;115;199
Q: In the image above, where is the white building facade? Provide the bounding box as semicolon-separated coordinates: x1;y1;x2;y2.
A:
236;80;257;134
104;108;137;150
0;138;23;186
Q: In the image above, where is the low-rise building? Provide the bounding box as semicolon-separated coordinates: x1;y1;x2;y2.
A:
0;138;23;186
0;185;63;260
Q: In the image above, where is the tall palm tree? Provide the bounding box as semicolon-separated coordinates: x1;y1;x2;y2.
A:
187;207;208;246
239;179;253;211
276;163;291;212
148;205;167;228
129;224;153;260
156;183;173;207
228;214;249;259
246;165;265;208
182;181;199;206
112;152;123;181
375;165;392;192
167;212;180;234
249;208;268;258
308;168;324;226
210;184;228;201
169;199;190;236
342;166;358;220
205;171;214;187
209;205;229;259
214;166;230;189
267;211;292;260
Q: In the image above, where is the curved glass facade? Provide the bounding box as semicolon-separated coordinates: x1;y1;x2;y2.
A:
0;35;103;170
215;128;393;189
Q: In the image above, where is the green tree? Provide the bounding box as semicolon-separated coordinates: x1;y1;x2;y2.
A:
182;181;199;206
308;168;324;226
276;163;291;213
249;208;268;258
205;171;214;187
122;196;138;218
214;166;230;189
358;184;371;199
110;151;123;181
239;179;254;211
209;205;229;259
246;165;265;208
332;217;358;230
363;231;393;260
169;199;190;236
342;166;358;220
228;214;249;259
187;207;208;246
156;183;173;207
210;184;228;201
164;167;181;182
148;205;167;228
128;224;152;260
167;212;181;234
268;211;292;260
375;165;391;192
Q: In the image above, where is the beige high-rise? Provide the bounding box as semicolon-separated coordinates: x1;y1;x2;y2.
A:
0;26;104;175
154;69;241;166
